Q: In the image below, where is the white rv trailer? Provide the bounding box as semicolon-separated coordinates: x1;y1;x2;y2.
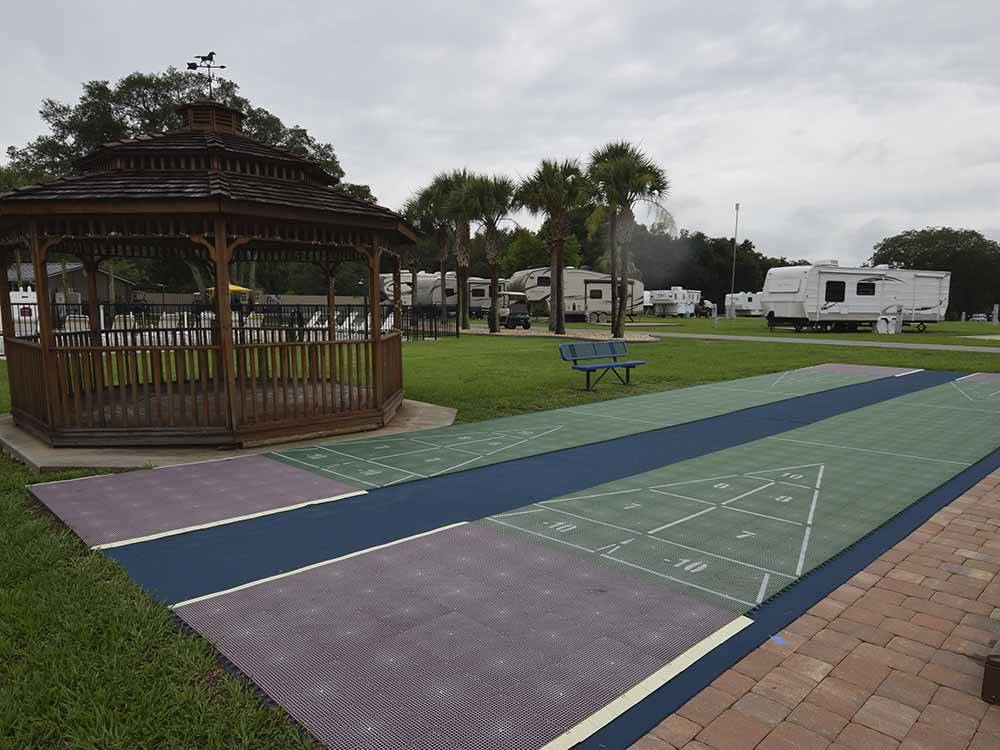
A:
760;261;950;332
379;271;418;306
724;291;763;317
507;267;644;323
648;287;702;317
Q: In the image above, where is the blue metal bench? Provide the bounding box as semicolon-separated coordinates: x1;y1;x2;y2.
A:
559;340;646;391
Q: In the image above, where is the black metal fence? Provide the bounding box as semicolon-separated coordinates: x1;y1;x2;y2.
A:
3;301;458;344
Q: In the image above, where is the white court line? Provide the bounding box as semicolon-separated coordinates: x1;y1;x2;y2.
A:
956;372;981;381
540;488;644;504
647;507;716;535
564;408;664;427
895;369;924;377
722;505;803;527
648;489;717;507
600;555;756;607
92;490;367;550
951;381;976;403
767;437;971;466
426;424;565;477
756;573;771;604
744;462;824;477
645;534;794;579
277;453;380;488
806;465;825;526
495;508;546;517
770;371;790;388
170;521;468;609
541;615;754;750
711;385;802;397
545;506;642;535
647;489;803;526
795;526;812;576
650;474;741;489
486;517;599;555
721;482;775;506
495;507;792;579
319;445;428;479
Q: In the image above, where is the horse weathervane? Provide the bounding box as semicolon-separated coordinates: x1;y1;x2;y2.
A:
187;52;226;99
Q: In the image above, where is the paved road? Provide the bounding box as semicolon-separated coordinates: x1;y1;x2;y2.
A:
650;330;1000;354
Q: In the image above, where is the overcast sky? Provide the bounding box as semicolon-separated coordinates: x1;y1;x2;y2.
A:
3;0;999;264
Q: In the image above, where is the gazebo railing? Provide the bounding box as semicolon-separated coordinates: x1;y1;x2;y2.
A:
232;337;376;429
6;338;49;429
49;344;228;430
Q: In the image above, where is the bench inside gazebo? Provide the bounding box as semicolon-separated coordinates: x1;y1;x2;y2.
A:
0;100;413;447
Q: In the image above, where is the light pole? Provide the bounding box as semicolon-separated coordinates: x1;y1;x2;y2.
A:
729;202;740;319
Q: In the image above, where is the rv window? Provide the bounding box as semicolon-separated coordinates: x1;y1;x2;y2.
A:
471;288;485;298
856;281;876;296
825;280;846;302
445;288;455;296
589;288;603;299
537;276;551;286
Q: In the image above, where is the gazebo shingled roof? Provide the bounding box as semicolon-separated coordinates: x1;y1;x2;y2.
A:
0;99;413;447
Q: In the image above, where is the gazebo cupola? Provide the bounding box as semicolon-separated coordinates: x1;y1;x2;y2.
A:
178;100;244;133
0;99;415;447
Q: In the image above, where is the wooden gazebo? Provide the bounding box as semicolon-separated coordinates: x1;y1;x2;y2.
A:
0;101;414;447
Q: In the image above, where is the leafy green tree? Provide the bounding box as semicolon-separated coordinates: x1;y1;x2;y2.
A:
870;227;1000;318
500;229;546;277
460;174;519;332
587;142;669;336
517;159;590;334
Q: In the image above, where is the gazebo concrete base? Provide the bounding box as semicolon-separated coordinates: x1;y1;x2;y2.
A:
0;398;456;473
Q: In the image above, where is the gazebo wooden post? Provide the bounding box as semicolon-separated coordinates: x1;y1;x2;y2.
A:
0;249;14;341
81;256;102;345
392;254;402;331
325;263;337;341
212;217;239;432
368;238;383;409
29;222;58;428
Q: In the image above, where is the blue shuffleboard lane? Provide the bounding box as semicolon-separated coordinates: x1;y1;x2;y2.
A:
109;369;958;604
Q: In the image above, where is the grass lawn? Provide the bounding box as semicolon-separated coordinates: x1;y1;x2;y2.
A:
1;335;998;747
564;315;1000;347
402;334;1000;422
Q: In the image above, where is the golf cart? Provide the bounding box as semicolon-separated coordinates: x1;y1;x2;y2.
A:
500;291;531;329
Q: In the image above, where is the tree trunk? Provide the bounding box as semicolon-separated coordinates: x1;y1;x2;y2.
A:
548;249;557;332
488;264;499;333
554;240;566;335
439;258;448;323
457;264;469;330
608;212;620;337
616;208;637;337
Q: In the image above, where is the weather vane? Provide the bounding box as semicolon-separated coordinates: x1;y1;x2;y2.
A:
187;52;226;99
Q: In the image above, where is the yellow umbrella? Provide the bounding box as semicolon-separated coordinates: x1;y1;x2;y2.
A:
207;283;252;293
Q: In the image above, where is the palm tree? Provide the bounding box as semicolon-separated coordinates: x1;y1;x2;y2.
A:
588;141;669;337
461;174;518;333
441;169;475;330
517;159;590;335
403;179;451;322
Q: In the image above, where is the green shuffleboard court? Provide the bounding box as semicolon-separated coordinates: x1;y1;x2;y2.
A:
269;363;913;489
484;373;1000;614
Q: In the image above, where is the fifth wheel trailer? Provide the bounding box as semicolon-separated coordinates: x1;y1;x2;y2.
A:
724;291;763;317
507;267;644;323
760;262;950;332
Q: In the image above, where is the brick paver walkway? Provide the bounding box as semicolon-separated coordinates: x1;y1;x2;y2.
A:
634;468;1000;750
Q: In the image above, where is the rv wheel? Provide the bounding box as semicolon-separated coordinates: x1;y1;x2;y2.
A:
523;321;531;330
589;312;600;324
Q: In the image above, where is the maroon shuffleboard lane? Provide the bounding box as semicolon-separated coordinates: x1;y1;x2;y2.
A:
29;455;360;548
176;522;739;750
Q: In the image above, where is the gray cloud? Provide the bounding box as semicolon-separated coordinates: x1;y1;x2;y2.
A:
2;0;999;264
